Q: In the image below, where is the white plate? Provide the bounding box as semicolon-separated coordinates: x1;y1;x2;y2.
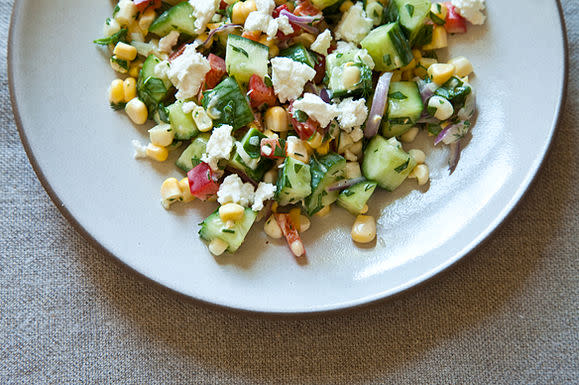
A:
10;0;567;314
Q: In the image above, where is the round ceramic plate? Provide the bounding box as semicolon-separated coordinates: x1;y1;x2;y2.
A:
10;0;567;314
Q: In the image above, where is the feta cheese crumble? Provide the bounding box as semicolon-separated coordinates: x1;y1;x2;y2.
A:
335;98;368;130
245;12;293;39
181;101;198;114
451;0;486;25
158;31;180;53
270;57;316;103
292;93;337;128
334;3;373;44
252;182;276;211
166;44;211;100
132;140;148;159
217;174;255;207
311;29;332;56
190;0;220;34
201;124;234;171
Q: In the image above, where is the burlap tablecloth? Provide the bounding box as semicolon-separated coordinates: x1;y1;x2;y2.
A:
1;1;577;383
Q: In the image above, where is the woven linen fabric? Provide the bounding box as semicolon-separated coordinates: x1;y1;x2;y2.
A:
1;1;577;383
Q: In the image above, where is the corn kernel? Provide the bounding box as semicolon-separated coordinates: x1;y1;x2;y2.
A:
315;205;331;217
264;215;283;239
345;162;362;179
308;132;324;149
409;149;426;164
428;95;454;120
123;77;137;103
113;42;138;61
409;164;430;186
391;70;402;82
342;65;361;90
160;177;182;209
139;8;156;33
360;204;369;214
146;143;169;162
109;79;125;104
219;203;245;222
293;33;315;48
401;58;417;72
287;137;310;163
299;215;311;233
149;124;175;147
179;178;194;203
340;0;354;12
208;238;229;256
231;0;256;25
428;63;456;85
448;56;474;77
430;2;447;21
316;140;330;155
351;215;376;243
265;106;288;132
422;26;448;50
412;49;422;61
192;106;213;132
110;56;129;74
400;126;419;143
128;60;143;78
125;98;148;125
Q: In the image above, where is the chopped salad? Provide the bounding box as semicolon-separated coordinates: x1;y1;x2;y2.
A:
96;0;486;260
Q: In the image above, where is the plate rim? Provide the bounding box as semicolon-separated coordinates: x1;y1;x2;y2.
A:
8;0;570;317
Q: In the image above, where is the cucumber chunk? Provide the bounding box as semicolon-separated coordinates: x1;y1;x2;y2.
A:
280;43;317;68
326;50;373;98
304;153;346;216
386;0;433;47
225;34;269;85
202;77;254;130
199;208;257;253
176;133;210;172
276;157;312;206
149;2;197;37
228;127;274;181
382;81;424;138
137;55;173;116
360;22;413;72
167;101;199;140
338;180;378;215
362;136;417;191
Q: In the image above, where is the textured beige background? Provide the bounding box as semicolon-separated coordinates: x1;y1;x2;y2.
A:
1;1;577;383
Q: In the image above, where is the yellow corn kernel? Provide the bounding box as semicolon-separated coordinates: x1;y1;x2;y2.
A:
293;33;316;48
308;132;324;149
409;164;430;186
231;0;256;25
422;26;448;50
401;58;417;72
414;57;438;78
125;98;148;125
401;69;414;81
448;56;474;77
289;208;301;229
139;8;156;33
360;204;369;214
412;49;422;61
109;79;125;104
145;143;169;162
264;106;288;132
298;215;311;233
286;137;310;163
264;215;283;239
123;77;137;103
391;70;402;82
340;0;354;12
191;106;213;132
128;60;143;78
400;126;419;143
345;162;362;179
149;124;174;147
351;215;376;243
428;63;455;85
342;65;361;90
430;2;448;21
316;140;330;155
271;202;278;213
208;238;229;256
179;178;194;203
315;205;331;217
160;177;182;209
113;42;138;61
110;56;129;74
409;149;426;164
219;203;245;222
258;36;280;57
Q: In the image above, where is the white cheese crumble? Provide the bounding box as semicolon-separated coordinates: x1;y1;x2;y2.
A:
310;29;332;56
255;0;275;15
189;0;220;34
181;101;198;114
334;3;373;44
349;127;364;143
245;12;293;39
166;44;211;100
276;15;294;35
451;0;486;25
158;31;180;53
252;182;276;211
114;0;138;27
335;98;368;130
217;175;255;207
270;57;316;103
131;140;147;159
201;125;234;171
292;93;337;128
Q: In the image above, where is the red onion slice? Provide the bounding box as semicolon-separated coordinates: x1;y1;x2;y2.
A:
326;177;366;192
364;72;393;138
279;10;322;34
200;24;242;48
448;140;462;174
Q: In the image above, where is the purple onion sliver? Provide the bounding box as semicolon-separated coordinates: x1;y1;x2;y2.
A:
326;177;366;192
224;166;258;187
448;140;462;175
320;88;331;103
364;72;393;138
279;10;321;34
434;122;454;146
201;24;242;47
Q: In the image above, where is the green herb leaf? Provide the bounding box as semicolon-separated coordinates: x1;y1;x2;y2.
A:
110;102;126;111
389;91;408;100
394;158;410;173
222;229;235;234
231;45;249;57
94;29;128;46
405;4;415;17
383;54;392;66
293;110;309;123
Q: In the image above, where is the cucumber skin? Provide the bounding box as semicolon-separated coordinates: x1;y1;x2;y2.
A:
175;133;210;172
276;157;312;207
167;101;199;140
202;77;254;131
361;22;413;72
382;81;424;138
304;153;346;216
225;34;269;85
338;181;378;215
199;208;257;253
228;128;274;181
386;0;432;47
149;2;197;37
280;44;317;68
362;136;417;191
137;55;173;116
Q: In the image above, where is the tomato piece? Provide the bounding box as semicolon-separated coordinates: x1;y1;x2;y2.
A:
219;0;228;9
260;137;287;159
204;54;227;90
443;2;467;33
294;0;321;17
313;54;326;84
241;31;261;42
133;0;161;12
169;44;187;61
272;4;302;39
274;213;307;259
288;103;319;140
187;163;220;200
248;74;277;109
